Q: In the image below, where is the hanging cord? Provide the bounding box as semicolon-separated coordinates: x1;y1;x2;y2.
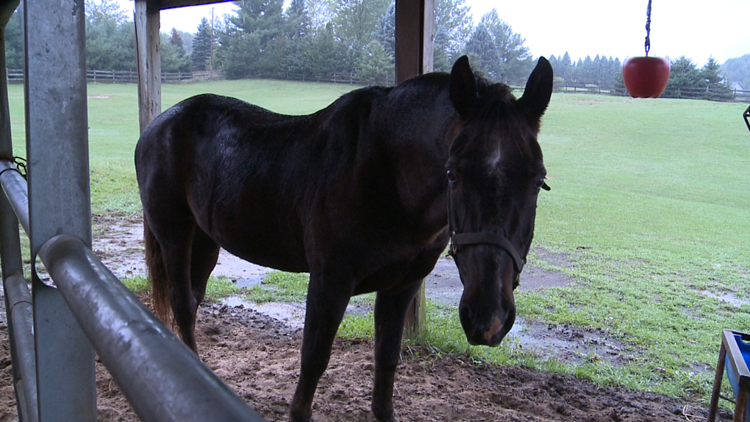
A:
644;0;652;56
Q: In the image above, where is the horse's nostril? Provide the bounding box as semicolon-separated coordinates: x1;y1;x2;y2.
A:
483;316;504;343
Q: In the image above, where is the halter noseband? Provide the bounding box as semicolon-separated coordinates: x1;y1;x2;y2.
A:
447;186;526;273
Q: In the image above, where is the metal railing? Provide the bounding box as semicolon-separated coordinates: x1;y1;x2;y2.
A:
0;158;266;421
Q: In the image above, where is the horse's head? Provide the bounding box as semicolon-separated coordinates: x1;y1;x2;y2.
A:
447;56;553;346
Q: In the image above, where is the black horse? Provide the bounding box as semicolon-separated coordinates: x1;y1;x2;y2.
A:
135;56;552;422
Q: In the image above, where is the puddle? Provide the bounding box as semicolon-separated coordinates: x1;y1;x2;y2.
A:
509;319;631;366
699;290;750;308
223;297;306;330
221;296;373;331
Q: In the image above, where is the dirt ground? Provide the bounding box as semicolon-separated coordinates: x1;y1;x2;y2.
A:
0;215;724;421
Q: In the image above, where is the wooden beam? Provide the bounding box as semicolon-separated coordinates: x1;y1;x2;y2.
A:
395;0;435;338
135;0;162;133
158;0;231;11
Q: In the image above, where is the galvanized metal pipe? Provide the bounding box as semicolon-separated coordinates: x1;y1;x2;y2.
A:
3;271;38;422
0;159;30;233
38;234;266;422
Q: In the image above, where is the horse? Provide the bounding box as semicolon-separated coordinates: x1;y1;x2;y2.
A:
135;55;553;422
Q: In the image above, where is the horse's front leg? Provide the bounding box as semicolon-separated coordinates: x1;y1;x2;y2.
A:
290;273;352;422
371;280;424;422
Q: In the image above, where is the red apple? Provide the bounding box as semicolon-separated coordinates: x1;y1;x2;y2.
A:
622;56;671;98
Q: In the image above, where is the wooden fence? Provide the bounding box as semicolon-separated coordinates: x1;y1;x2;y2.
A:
6;68;397;87
7;68;200;84
7;68;749;103
554;81;750;103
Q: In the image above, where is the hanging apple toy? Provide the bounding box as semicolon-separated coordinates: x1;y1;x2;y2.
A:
622;0;670;98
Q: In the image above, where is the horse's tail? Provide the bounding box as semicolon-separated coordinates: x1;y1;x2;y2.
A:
144;216;172;325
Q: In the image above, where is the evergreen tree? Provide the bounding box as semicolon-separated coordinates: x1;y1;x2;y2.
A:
303;22;351;79
356;40;393;84
464;9;532;83
559;52;573;81
286;0;311;39
663;56;703;99
85;0;135;70
306;0;336;30
373;1;395;57
432;25;452;72
464;24;499;79
478;9;532;83
332;0;390;49
161;29;191;72
435;0;472;63
701;57;734;101
217;0;285;77
3;9;22;69
722;54;750;90
191;18;214;71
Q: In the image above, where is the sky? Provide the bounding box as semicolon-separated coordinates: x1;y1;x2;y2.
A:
117;0;750;65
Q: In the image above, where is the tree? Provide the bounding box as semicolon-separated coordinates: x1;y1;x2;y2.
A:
85;0;135;70
3;9;22;69
663;56;703;99
191;18;214;71
332;0;389;49
306;0;336;30
302;22;351;79
217;0;286;77
463;9;533;83
478;9;533;83
228;0;284;45
722;54;750;90
373;1;395;57
286;0;311;39
434;0;472;67
464;24;498;79
701;57;734;101
161;29;191;72
432;25;452;72
549;52;573;82
356;40;393;84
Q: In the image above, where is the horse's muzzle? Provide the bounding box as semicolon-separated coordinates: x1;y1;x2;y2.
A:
460;304;516;347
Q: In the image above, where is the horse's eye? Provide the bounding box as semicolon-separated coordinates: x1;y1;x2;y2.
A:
447;169;457;183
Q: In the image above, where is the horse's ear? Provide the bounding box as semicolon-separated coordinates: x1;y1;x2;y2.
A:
518;57;553;120
450;56;478;117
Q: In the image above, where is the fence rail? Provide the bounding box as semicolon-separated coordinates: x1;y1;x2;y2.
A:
7;67;749;103
6;68;397;86
7;68;198;84
554;82;750;103
0;158;267;421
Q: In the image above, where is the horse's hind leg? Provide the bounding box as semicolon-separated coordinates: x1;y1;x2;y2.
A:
152;218;218;352
371;280;424;422
189;228;220;311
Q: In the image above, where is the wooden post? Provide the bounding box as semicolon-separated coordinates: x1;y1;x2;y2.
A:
395;0;435;338
135;0;161;133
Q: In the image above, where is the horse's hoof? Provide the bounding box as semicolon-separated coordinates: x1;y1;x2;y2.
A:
289;406;311;422
375;414;397;422
372;406;397;422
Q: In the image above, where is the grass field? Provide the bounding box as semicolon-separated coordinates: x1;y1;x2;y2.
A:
6;80;750;404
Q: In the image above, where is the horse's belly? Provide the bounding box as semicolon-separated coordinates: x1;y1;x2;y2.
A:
353;241;446;295
207;212;309;273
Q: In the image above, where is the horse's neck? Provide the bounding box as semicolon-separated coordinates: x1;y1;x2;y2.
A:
382;91;455;234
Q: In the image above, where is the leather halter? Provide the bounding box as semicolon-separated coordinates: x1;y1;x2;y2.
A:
447;184;526;273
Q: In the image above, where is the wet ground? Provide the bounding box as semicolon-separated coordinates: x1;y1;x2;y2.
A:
90;214;638;367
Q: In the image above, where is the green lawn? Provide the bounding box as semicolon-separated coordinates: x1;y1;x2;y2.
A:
6;80;750;404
